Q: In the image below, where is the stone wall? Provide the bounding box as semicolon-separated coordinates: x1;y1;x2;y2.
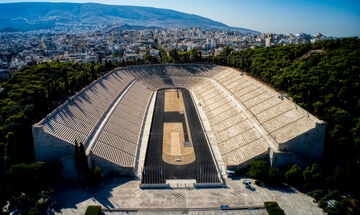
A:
32;125;74;162
226;150;269;171
269;150;306;168
278;122;326;161
59;154;80;180
88;151;135;176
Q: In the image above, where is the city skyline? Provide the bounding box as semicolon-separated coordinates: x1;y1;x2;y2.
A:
1;0;360;37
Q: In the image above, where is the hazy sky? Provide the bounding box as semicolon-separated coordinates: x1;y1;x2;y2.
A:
2;0;360;37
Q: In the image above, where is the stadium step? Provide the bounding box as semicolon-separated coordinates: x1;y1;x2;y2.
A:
166;179;196;189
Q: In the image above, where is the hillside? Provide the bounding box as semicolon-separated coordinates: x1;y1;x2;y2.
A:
0;2;259;33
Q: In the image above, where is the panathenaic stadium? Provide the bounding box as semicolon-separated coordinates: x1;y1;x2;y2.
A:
32;64;325;186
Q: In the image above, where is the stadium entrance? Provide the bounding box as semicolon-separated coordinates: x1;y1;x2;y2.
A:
142;88;220;186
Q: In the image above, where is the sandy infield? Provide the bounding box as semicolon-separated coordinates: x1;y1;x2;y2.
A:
162;89;195;165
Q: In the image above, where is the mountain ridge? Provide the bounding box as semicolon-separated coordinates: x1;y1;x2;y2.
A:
0;2;259;33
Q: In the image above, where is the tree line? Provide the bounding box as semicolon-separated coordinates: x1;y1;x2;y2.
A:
0;60;118;214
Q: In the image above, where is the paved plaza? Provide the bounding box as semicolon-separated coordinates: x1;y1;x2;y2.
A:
51;177;324;215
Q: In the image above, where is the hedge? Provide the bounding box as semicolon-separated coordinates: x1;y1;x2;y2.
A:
264;201;285;215
84;205;101;215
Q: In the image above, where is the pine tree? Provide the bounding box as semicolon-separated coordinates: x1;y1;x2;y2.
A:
79;142;88;172
74;139;80;171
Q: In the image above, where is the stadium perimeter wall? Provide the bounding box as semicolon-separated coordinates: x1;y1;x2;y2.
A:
32;64;326;178
32;126;74;162
89;151;135;176
273;122;326;163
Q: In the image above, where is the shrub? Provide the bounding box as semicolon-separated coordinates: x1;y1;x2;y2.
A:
268;167;282;185
85;166;103;186
247;160;269;180
93;166;103;184
303;164;324;190
285;164;303;185
308;189;325;201
318;198;328;209
27;206;41;215
84;205;101;215
326;199;353;215
317;190;341;209
264;201;285;215
6;162;46;192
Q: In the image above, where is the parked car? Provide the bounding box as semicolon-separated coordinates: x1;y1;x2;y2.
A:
243;180;251;185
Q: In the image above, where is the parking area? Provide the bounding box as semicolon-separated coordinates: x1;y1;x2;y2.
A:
51;177;324;215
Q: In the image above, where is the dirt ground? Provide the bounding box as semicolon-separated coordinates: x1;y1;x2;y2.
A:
162;122;195;165
164;89;185;112
162;89;195;165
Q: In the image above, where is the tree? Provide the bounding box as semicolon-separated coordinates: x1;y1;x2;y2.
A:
179;51;190;63
0;60;115;212
74;139;80;171
327;198;360;215
88;166;103;185
308;189;325;202
78;142;88;172
219;46;232;57
189;49;202;62
6;162;46;192
159;47;169;63
61;67;69;97
168;49;180;63
93;166;103;183
247;159;269;181
89;62;96;80
285;164;303;185
144;49;159;64
75;139;79;155
303;164;324;190
351;118;360;148
268;167;282;185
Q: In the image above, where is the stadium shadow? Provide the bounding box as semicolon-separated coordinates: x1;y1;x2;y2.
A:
256;181;296;194
228;176;243;181
51;176;134;212
228;177;296;194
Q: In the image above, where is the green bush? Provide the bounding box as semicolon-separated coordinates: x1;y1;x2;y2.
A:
85;166;103;186
268;167;282;185
84;205;101;215
308;189;325;201
7;162;46;192
247;160;269;180
264;201;285;215
93;166;103;184
303;164;324;190
316;189;341;209
285;164;303;185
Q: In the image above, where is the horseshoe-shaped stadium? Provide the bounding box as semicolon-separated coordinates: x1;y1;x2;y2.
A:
32;64;325;186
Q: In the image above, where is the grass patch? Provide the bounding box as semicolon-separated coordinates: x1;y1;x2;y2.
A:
84;205;101;215
264;201;285;215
